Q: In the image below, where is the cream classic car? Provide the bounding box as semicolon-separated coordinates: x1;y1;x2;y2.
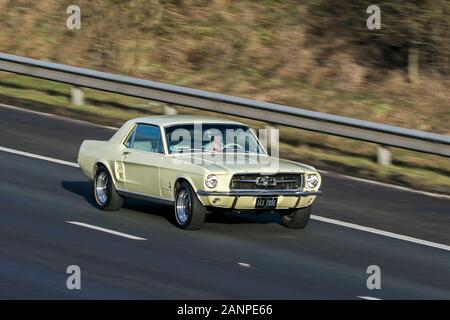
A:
77;115;322;230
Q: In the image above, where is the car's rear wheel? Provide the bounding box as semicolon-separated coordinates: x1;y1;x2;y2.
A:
280;206;311;229
93;166;123;211
174;181;206;230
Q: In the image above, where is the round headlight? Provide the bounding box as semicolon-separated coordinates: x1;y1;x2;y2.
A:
306;174;319;189
205;174;218;189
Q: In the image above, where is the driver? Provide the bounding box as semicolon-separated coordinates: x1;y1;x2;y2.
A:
203;134;223;152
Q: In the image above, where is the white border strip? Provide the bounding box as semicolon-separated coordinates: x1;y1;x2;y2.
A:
311;215;450;252
1;145;449;251
66;221;146;240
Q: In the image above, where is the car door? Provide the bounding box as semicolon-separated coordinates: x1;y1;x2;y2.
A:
121;123;165;197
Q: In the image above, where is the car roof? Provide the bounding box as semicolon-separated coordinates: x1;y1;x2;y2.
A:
131;115;245;127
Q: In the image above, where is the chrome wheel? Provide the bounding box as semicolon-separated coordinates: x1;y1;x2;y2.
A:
95;171;109;205
175;188;191;225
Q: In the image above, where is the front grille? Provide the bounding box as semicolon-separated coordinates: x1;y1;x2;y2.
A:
230;173;303;190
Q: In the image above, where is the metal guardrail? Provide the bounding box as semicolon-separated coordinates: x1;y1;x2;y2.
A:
0;52;449;160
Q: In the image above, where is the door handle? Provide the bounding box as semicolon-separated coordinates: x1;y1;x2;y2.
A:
122;150;131;156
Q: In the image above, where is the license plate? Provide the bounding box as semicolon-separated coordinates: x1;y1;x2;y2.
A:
255;197;278;209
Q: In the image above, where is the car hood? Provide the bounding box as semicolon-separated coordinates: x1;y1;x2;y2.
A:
170;153;316;174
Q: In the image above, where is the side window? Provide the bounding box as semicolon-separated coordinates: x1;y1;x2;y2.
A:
123;126;136;148
131;124;164;153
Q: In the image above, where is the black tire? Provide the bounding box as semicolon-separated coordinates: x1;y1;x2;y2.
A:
280;206;311;229
93;166;123;211
174;181;206;230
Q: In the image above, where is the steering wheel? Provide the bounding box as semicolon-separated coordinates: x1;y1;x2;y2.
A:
221;143;244;151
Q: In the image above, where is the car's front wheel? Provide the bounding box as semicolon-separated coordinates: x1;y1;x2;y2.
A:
280;206;311;229
174;182;206;230
93;166;123;211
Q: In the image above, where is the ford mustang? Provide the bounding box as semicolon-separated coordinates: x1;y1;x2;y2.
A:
77;115;322;230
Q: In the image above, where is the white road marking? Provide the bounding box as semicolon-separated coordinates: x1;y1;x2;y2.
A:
1;146;449;251
0;103;118;130
66;221;147;240
238;262;252;268
0;146;79;168
357;296;382;300
320;170;450;200
311;215;450;252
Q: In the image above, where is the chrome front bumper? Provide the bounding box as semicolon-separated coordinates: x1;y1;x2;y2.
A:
196;189;322;197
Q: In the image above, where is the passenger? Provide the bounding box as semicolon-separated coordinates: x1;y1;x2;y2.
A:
203;135;223;152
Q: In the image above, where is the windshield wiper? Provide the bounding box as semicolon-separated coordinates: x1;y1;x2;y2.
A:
171;147;207;153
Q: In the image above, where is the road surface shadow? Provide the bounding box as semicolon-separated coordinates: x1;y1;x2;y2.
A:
206;210;281;225
61;180;98;207
61;180;282;226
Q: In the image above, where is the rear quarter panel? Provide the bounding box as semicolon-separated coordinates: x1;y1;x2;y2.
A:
77;140;119;182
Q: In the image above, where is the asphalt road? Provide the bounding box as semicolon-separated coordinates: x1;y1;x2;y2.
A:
0;104;449;299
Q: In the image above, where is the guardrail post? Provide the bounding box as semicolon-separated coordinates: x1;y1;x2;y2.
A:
164;105;177;115
377;145;392;166
70;86;84;106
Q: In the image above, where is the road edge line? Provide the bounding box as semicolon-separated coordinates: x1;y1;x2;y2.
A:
311;215;450;252
0;146;79;167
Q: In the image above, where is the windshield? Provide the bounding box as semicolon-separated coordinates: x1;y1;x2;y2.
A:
165;123;267;155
